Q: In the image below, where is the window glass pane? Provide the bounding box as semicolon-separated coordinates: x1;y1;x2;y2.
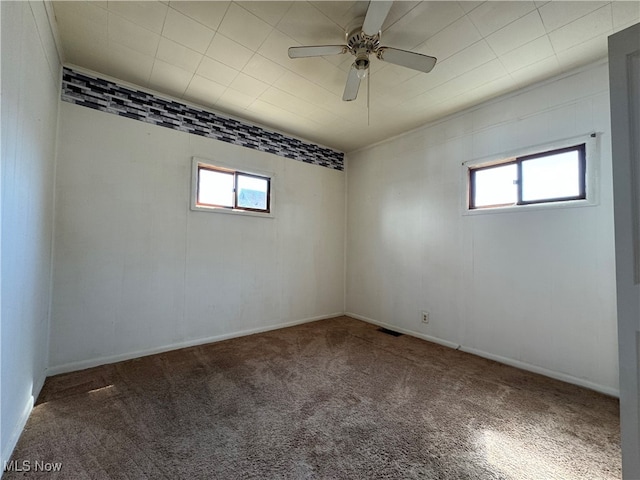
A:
198;168;234;207
472;163;517;208
237;174;268;210
521;150;581;202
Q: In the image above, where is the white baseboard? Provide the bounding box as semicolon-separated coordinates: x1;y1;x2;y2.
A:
47;313;344;376
1;369;47;478
345;312;619;398
459;346;619;398
1;394;35;478
346;312;461;350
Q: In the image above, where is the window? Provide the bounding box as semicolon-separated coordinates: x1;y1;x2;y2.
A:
193;160;271;215
469;144;586;209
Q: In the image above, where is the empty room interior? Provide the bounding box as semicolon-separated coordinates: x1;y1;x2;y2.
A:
2;1;640;478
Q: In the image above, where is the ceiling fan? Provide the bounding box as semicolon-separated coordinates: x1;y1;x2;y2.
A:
287;1;437;102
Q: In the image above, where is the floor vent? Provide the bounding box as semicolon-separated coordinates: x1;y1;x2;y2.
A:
377;327;403;337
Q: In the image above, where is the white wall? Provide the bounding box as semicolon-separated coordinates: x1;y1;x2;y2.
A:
49;101;345;373
1;0;60;467
346;61;619;395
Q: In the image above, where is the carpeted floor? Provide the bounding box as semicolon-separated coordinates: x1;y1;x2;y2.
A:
5;317;620;479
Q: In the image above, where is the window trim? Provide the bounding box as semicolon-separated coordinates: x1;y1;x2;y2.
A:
190;157;274;218
463;134;599;215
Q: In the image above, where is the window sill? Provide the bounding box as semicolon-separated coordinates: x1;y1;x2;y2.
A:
190;204;274;218
462;198;596;216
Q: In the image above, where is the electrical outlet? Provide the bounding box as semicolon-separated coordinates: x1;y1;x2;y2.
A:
421;311;429;324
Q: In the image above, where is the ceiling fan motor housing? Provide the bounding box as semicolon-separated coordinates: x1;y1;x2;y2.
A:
347;25;379;76
346;25;380;58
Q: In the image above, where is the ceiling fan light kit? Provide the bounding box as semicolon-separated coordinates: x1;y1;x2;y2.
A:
287;1;437;102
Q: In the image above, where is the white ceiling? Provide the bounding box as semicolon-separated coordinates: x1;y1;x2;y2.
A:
52;1;639;152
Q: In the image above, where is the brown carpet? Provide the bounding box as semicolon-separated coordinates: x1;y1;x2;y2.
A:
6;317;620;479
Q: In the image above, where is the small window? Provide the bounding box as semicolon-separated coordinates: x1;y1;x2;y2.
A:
195;163;271;214
469;144;586;209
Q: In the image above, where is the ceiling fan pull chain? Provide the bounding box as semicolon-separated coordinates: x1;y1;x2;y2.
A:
367;69;370;127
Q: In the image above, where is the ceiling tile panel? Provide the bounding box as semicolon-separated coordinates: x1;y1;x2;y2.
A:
456;75;518;111
277;2;345;46
439;39;497;77
183;75;227;107
206;34;254;71
612;1;640;30
538;1;609;32
382;1;466;50
107;1;168;33
458;2;484;15
485;10;546;56
54;1;108;25
108;13;161;57
381;1;421;31
242;54;288;85
149;59;194;97
374;62;456;107
54;2;108;43
555;35;609;71
381;74;431;105
257;28;299;67
156;37;203;73
466;1;536;37
63;41;111;76
218;3;274;51
246;98;307;125
305;107;350;128
168;1;230;30
417;15;482;61
228;73;270;97
107;42;155;87
273;72;339;108
216;88;256;110
509;54;560;86
428;58;508;100
370;64;420;91
238;1;293;27
290;59;346;96
162;8;215;53
548;5;613;52
499;35;555;73
196;57;240;86
309;2;368;31
260;87;316;116
393;89;439;116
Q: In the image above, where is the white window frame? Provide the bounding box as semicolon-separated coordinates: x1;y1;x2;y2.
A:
461;133;600;216
190;157;274;218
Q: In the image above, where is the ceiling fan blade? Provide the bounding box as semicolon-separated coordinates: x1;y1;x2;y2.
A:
288;45;348;59
343;66;361;101
362;1;393;36
377;47;437;73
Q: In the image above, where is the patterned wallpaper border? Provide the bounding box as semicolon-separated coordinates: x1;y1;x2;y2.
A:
61;67;344;171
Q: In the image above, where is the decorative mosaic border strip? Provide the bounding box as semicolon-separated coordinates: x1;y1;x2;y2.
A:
61;67;344;171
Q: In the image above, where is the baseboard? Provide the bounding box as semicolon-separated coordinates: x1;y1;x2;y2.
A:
345;312;620;398
47;312;344;376
459;346;620;397
1;394;35;478
0;367;47;479
346;312;461;349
